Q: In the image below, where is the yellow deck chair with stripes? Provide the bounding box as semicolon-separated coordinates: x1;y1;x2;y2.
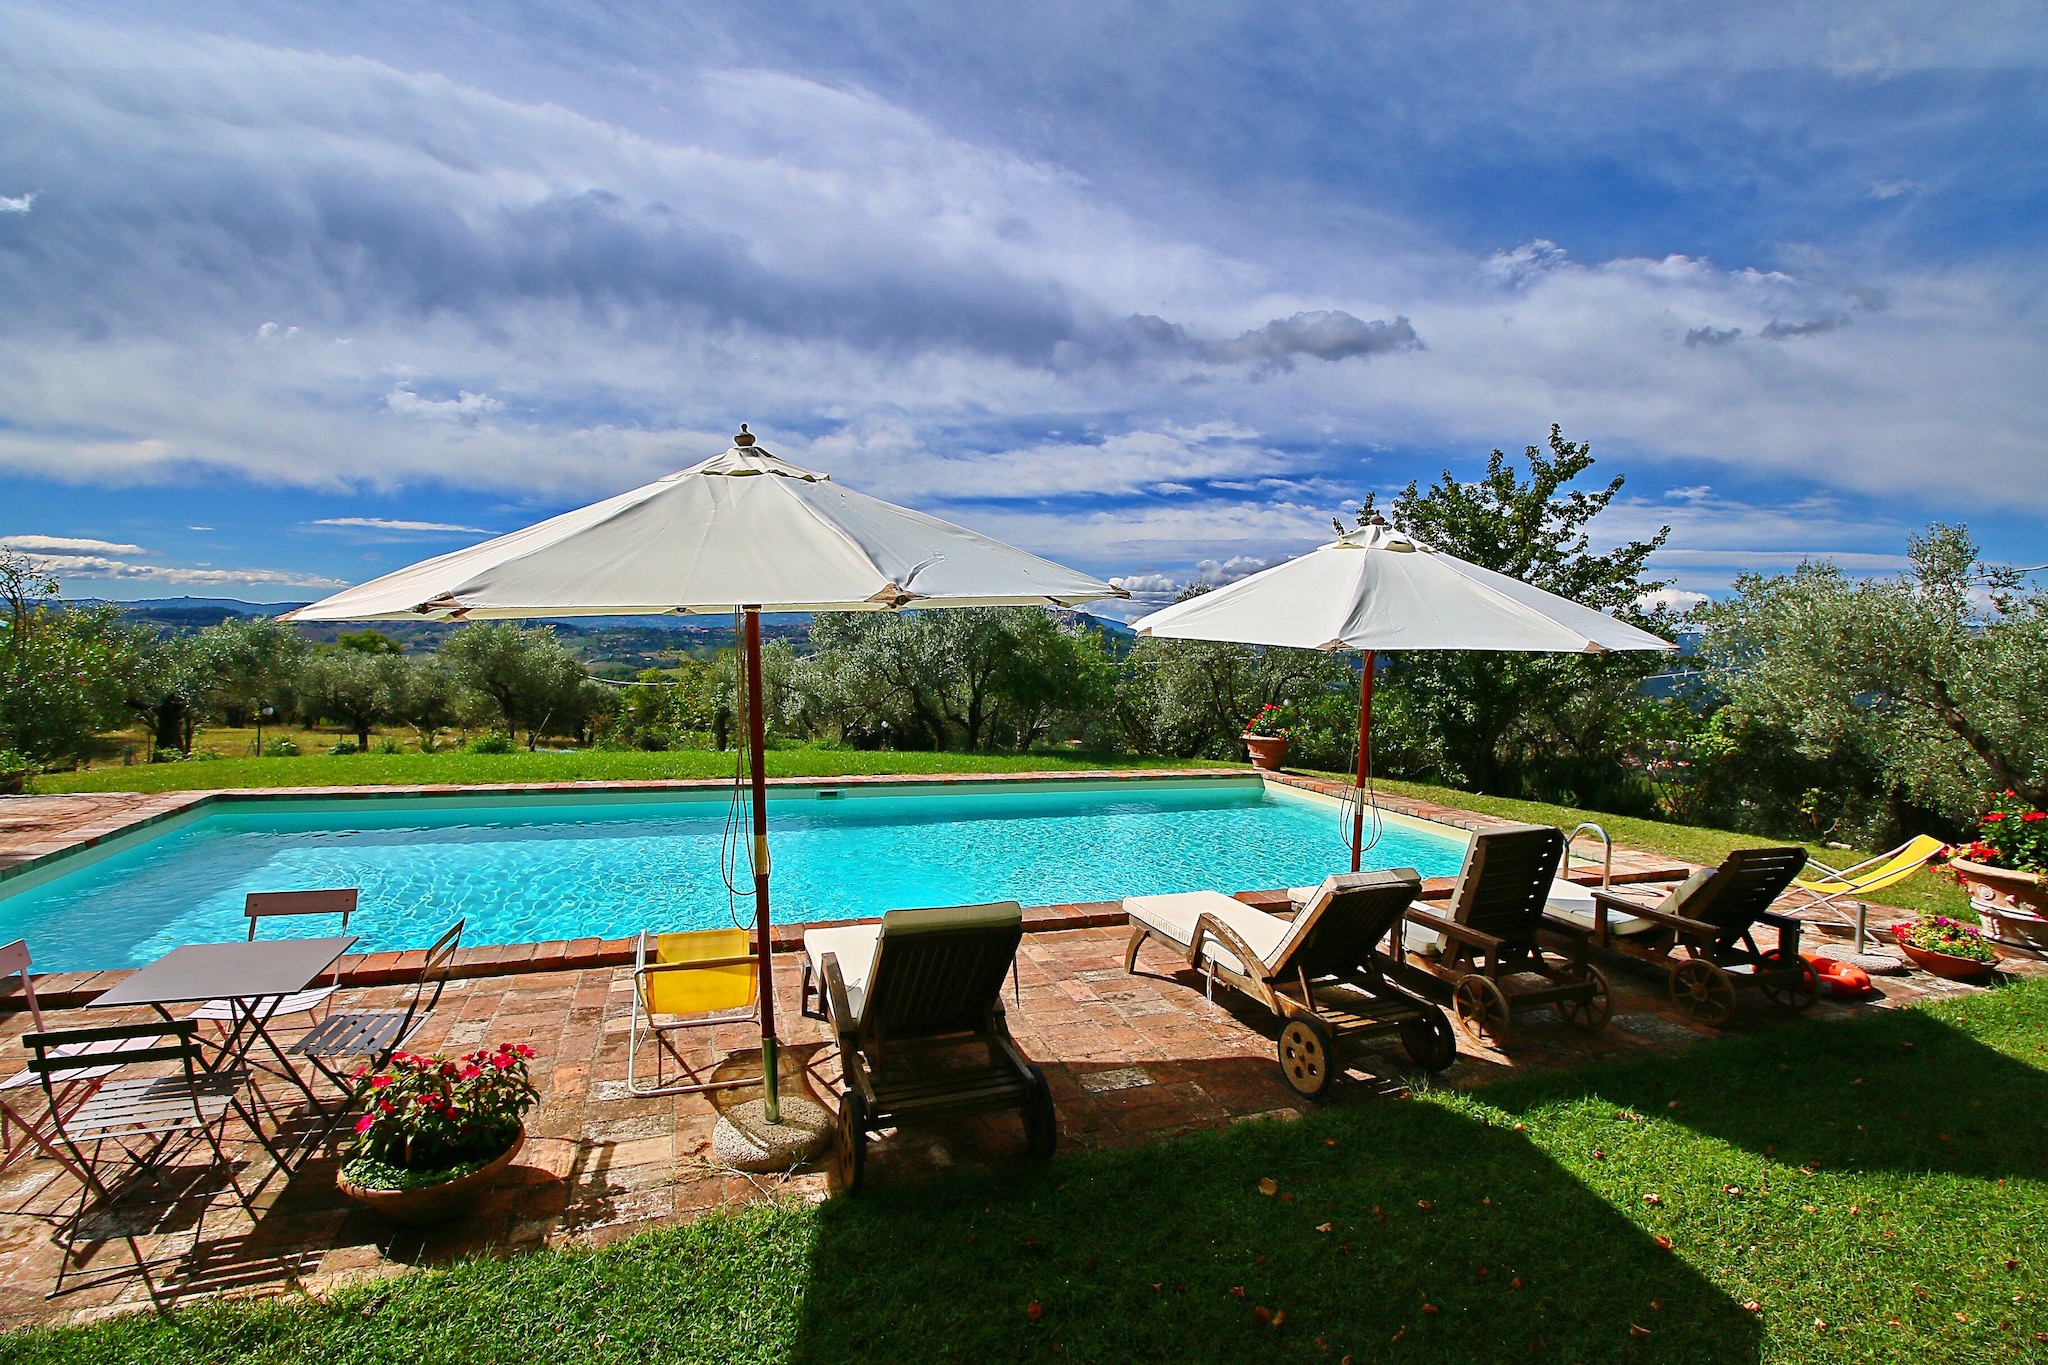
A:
628;928;761;1097
1783;835;1948;955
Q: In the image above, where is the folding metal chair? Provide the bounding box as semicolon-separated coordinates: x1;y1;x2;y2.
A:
25;1019;252;1299
627;927;761;1097
3;940;162;1174
189;889;358;1032
287;920;463;1152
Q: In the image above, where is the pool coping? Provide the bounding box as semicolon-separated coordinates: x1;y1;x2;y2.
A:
0;768;1697;1010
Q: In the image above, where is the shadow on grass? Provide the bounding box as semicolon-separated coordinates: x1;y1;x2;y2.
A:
790;1077;1763;1364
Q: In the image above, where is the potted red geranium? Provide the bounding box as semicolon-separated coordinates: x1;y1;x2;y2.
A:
337;1043;540;1226
1241;704;1291;771
1891;916;2000;982
1946;791;2048;946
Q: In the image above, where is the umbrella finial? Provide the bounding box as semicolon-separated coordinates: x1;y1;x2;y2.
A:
734;424;756;447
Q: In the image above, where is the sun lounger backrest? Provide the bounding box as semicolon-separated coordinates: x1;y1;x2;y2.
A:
1279;870;1422;978
1447;824;1565;944
863;902;1024;1042
1682;846;1808;936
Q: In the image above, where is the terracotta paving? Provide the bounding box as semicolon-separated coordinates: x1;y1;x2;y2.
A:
1;908;2040;1331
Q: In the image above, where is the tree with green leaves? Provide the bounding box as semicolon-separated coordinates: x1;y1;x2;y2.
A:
1354;425;1676;805
1694;523;2048;837
440;622;592;749
0;552;133;762
298;648;397;750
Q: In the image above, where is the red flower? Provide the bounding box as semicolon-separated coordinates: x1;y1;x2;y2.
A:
370;1075;391;1089
1985;812;2006;821
2024;811;2046;823
355;1114;376;1134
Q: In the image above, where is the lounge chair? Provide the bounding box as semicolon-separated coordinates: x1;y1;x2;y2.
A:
1781;835;1947;955
1124;870;1456;1098
627;927;760;1097
809;902;1053;1194
1557;846;1813;1026
1390;825;1614;1038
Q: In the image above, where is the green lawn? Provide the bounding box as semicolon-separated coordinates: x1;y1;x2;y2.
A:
8;980;2043;1364
30;746;1215;795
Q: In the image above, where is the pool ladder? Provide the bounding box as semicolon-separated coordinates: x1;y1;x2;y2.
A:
1566;822;1613;889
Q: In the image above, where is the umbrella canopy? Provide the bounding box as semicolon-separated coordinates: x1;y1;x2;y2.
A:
285;431;1116;623
1131;520;1674;654
1131;518;1673;873
286;427;1124;1132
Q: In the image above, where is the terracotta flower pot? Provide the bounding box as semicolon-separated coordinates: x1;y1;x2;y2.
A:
1242;734;1288;771
1949;856;2048;916
338;1132;524;1227
1890;927;1999;983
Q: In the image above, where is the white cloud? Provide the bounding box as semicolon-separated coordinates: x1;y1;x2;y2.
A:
0;191;35;213
1;533;147;554
1637;586;1710;613
384;386;504;421
1868;179;1926;200
19;552;347;589
311;517;490;533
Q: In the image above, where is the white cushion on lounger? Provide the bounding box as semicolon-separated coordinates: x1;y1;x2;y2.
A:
1124;890;1290;976
803;923;883;1021
1543;879;1659;937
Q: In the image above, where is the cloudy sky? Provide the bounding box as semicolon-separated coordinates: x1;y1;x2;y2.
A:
2;1;2045;615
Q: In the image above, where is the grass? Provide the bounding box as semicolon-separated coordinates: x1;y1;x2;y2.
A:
6;980;2043;1364
30;745;1215;795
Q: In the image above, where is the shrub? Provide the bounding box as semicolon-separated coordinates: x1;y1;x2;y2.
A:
467;731;516;754
327;739;360;756
262;738;300;757
150;747;186;763
375;736;405;755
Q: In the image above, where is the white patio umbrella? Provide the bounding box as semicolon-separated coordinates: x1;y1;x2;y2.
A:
286;426;1125;1122
1132;517;1674;869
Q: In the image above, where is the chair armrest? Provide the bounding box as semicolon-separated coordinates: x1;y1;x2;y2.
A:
820;952;858;1049
1403;907;1504;954
1606;900;1723;938
1192;913;1274;980
1756;910;1803;934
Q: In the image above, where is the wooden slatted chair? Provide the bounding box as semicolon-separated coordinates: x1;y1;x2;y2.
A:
1391;824;1615;1039
1564;846;1815;1027
1124;870;1457;1098
815;902;1053;1194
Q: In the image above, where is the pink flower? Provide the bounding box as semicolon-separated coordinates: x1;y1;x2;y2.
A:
355;1114;376;1134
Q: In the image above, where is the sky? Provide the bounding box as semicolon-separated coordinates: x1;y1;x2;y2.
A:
2;0;2045;619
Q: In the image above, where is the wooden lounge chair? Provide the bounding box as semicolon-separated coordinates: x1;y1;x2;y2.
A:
1124;870;1456;1099
1556;846;1814;1026
811;902;1053;1194
627;927;760;1097
1390;825;1614;1039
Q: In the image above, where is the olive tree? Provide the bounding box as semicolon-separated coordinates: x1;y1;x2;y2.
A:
0;553;133;761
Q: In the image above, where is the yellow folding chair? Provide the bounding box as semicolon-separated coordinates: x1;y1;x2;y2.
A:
1783;835;1948;954
627;928;762;1097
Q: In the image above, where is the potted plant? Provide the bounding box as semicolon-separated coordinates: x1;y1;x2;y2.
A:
337;1043;540;1227
0;750;31;796
1890;916;2000;983
1946;791;2048;943
1241;704;1291;771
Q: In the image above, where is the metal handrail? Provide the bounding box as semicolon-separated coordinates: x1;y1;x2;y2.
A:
1566;822;1613;889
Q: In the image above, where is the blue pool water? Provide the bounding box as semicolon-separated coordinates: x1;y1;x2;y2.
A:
0;779;1468;972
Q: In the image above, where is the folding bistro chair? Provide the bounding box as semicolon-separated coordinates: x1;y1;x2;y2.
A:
24;1019;251;1299
189;889;358;1034
627;927;761;1097
3;940;161;1173
287;920;463;1151
1125;870;1457;1098
1389;824;1616;1039
813;902;1053;1195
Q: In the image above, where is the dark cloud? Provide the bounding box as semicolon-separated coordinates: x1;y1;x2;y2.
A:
1684;325;1742;347
1121;309;1421;371
1760;314;1847;341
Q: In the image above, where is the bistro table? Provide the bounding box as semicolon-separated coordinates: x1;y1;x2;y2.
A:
91;937;358;1168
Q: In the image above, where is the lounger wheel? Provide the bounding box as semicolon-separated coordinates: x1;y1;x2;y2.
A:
834;1089;868;1195
1277;1015;1337;1100
1398;1003;1458;1072
1669;958;1736;1027
1557;963;1614;1034
1022;1064;1058;1159
1757;951;1820;1012
1451;975;1511;1040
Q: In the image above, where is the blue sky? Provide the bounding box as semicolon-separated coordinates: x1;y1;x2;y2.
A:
2;0;2045;617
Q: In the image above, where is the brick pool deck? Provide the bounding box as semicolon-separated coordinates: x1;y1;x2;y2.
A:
0;774;2035;1329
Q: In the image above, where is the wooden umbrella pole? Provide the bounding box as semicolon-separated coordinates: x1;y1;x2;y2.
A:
743;606;781;1123
1350;652;1377;873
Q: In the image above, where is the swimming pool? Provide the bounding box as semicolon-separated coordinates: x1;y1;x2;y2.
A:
0;777;1470;972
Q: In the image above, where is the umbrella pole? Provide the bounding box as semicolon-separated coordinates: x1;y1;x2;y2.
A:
743;606;781;1124
1350;652;1377;873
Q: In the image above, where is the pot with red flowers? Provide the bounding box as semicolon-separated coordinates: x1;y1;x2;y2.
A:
1946;792;2048;941
1241;704;1291;771
1890;916;2001;983
336;1042;541;1227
